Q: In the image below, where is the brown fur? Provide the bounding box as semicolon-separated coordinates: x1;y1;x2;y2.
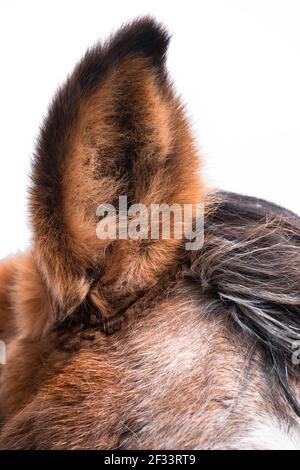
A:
0;256;17;343
29;19;203;331
0;18;299;449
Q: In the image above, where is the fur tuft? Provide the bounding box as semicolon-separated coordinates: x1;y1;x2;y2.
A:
105;16;170;71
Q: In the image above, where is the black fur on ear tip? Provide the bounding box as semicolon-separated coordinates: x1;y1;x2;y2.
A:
107;16;171;68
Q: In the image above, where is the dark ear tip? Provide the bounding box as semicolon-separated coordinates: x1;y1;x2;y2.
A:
108;16;171;67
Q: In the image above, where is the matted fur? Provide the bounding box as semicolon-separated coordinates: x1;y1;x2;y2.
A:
0;18;299;449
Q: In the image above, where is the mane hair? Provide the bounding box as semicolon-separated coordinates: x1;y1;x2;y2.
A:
184;191;300;416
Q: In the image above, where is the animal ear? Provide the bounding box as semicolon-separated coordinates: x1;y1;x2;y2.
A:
30;17;204;322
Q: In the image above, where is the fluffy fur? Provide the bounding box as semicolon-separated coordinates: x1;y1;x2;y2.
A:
29;16;203;330
0;18;299;449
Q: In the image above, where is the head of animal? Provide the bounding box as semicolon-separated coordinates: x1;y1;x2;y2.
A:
0;18;300;450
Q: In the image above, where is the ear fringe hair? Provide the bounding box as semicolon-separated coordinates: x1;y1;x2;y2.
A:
185;191;300;416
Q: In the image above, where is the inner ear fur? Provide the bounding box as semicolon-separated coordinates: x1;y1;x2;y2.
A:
30;17;205;323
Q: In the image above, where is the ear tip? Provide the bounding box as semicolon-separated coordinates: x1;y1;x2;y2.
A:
108;16;171;67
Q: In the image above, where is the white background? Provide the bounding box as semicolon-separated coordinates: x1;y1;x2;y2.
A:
0;0;300;259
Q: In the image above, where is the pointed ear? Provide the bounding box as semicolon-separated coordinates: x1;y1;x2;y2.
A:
30;17;204;321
